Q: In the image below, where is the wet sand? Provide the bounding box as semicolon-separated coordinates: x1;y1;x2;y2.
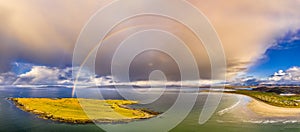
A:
248;99;300;117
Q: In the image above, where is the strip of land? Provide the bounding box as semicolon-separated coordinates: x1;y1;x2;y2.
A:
9;98;159;124
225;90;300;117
248;98;300;117
227;90;300;108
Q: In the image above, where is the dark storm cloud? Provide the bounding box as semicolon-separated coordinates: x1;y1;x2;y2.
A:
0;0;300;81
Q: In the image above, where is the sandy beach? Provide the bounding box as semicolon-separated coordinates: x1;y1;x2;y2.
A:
248;99;300;117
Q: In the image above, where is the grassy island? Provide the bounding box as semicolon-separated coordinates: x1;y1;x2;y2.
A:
9;98;159;124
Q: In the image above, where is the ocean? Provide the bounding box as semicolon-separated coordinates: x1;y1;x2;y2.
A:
0;87;300;132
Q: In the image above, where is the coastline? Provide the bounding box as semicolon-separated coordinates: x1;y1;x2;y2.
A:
8;98;159;124
248;98;300;117
203;92;300;118
213;90;300;117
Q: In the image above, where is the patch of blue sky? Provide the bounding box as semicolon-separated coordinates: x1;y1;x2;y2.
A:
248;30;300;77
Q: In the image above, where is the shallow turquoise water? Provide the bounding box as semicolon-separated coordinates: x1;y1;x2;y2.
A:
0;87;300;132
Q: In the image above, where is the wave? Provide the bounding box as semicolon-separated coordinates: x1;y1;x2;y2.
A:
217;119;300;124
244;119;300;124
217;96;242;116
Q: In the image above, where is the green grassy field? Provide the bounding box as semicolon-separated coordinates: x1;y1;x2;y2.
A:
229;90;300;108
10;98;158;123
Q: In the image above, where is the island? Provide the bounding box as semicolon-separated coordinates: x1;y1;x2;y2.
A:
9;98;159;124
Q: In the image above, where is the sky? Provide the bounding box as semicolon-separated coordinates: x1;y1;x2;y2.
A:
249;30;300;77
0;0;300;86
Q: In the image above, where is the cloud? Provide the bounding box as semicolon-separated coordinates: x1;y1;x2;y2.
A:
0;72;17;85
0;65;81;85
113;80;225;87
0;76;3;84
13;66;62;85
232;67;300;86
267;67;300;84
6;63;300;87
0;0;104;72
0;0;299;80
0;63;225;87
231;76;262;86
270;31;300;50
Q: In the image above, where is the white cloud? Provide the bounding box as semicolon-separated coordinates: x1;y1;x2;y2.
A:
0;64;114;86
1;63;300;87
91;76;114;86
0;63;225;87
233;67;300;86
274;70;286;76
231;67;300;86
268;67;300;83
13;66;60;85
0;72;17;85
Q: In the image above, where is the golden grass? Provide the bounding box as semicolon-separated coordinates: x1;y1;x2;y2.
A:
10;98;157;123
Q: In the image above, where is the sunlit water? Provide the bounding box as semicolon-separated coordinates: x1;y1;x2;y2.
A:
0;87;300;132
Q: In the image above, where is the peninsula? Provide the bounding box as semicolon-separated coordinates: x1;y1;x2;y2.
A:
227;88;300;108
9;98;159;124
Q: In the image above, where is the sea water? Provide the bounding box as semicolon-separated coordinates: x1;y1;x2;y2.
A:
0;87;300;132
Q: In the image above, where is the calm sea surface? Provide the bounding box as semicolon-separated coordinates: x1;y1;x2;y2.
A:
0;87;300;132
